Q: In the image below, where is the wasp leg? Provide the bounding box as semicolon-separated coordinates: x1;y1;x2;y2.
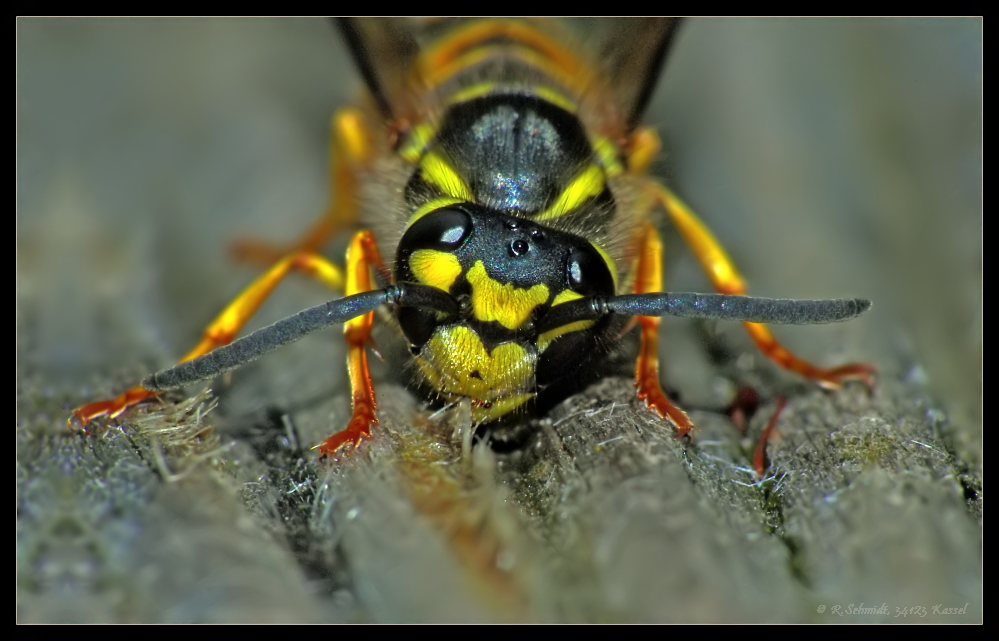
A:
753;396;788;479
316;230;385;457
628;128;875;389
652;183;875;388
633;223;697;437
230;107;375;265
70;252;345;427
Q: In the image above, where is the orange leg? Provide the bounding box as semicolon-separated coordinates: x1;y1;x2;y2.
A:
230;107;376;265
628;126;874;389
753;396;787;479
653;183;874;388
316;230;386;458
70;252;345;427
633;223;697;437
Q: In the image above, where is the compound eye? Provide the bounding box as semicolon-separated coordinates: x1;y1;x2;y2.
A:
566;245;615;297
399;207;473;253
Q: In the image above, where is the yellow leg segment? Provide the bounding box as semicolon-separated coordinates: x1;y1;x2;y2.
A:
70;252;345;426
633;223;697;437
627;126;873;388
230;107;376;265
651;180;875;389
316;230;386;457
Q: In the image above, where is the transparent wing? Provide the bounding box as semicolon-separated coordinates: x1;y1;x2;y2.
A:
336;17;684;131
579;17;685;129
335;17;421;122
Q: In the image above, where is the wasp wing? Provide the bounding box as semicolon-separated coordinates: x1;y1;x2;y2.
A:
336;17;683;132
580;17;685;130
335;17;421;122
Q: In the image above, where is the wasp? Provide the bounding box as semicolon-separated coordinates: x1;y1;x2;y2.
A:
71;18;874;456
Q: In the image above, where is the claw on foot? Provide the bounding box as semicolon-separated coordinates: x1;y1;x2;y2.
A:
725;385;761;434
813;363;877;392
69;386;159;431
315;406;376;459
636;373;695;438
753;396;788;479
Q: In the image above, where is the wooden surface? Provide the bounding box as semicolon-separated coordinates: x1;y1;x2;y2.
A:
17;18;981;623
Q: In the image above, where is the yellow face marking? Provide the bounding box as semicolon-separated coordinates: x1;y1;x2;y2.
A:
409;250;463;292
537;289;593;351
466;261;549;330
416;326;535;400
551;289;583;307
538;289;593;352
534;163;605;222
471;394;534;423
420;151;473;200
537;320;594;354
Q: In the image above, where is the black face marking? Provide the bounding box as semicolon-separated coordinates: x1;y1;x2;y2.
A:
536;329;594;387
442;204;600;291
393;203;616;353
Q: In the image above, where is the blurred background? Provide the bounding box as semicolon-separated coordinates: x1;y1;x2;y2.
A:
17;17;981;437
655;19;981;446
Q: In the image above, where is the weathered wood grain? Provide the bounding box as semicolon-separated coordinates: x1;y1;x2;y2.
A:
17;18;981;623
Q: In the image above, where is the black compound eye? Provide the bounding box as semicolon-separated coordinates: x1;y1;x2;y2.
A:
399;207;473;253
566;245;615;297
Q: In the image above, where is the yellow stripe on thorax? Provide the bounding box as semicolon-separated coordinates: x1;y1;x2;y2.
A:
419;151;473;200
534;163;606;222
400;79;580;167
399;122;436;164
